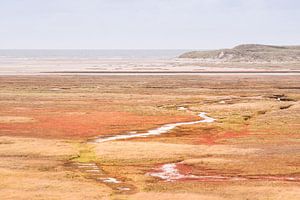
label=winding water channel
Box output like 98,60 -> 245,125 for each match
92,112 -> 216,143
73,107 -> 298,193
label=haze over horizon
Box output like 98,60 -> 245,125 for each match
1,0 -> 300,49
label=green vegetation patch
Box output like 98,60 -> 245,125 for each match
72,143 -> 97,163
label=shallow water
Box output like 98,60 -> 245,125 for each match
149,163 -> 187,181
92,112 -> 215,143
149,162 -> 300,182
98,177 -> 122,184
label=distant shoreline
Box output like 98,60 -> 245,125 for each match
36,70 -> 300,76
43,70 -> 300,74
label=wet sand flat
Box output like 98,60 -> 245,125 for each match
1,57 -> 300,75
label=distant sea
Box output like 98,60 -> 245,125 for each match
0,49 -> 190,59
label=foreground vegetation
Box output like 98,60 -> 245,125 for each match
0,75 -> 299,199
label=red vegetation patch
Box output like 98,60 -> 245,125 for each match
197,130 -> 250,145
176,163 -> 194,174
0,108 -> 195,139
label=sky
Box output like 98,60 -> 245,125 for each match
0,0 -> 300,49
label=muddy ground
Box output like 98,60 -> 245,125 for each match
0,75 -> 299,200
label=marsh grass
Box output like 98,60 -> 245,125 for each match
72,143 -> 97,163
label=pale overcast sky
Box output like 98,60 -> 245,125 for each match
0,0 -> 299,49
